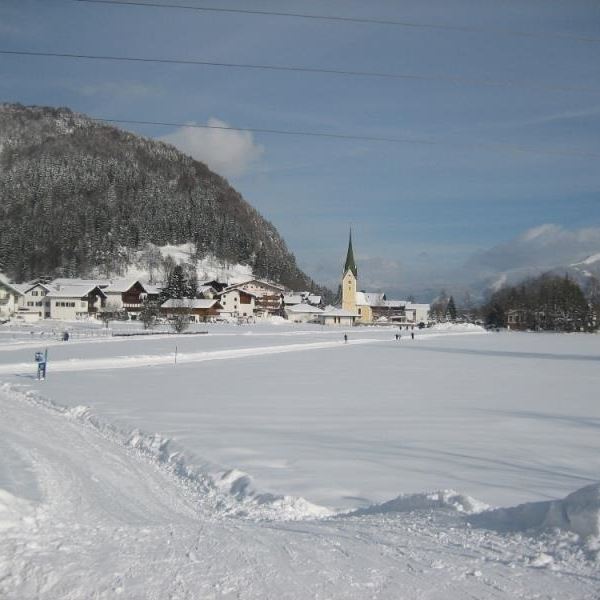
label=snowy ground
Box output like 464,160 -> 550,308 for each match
1,322 -> 599,598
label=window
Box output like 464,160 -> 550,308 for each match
32,290 -> 38,296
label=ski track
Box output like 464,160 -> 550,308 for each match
0,338 -> 382,375
1,386 -> 598,599
0,330 -> 487,375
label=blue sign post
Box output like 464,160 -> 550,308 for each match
35,349 -> 48,380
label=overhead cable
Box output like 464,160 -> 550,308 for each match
72,0 -> 600,45
1,49 -> 598,95
87,116 -> 600,160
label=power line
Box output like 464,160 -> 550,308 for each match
89,116 -> 600,160
2,49 -> 598,96
72,0 -> 600,45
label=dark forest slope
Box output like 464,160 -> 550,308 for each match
0,103 -> 327,294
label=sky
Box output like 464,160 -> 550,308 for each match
1,0 -> 599,298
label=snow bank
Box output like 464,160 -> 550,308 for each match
214,469 -> 331,519
1,384 -> 331,522
348,490 -> 489,517
471,483 -> 600,538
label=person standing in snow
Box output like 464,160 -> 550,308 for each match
411,331 -> 415,340
344,334 -> 348,344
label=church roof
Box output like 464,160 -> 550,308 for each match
355,291 -> 386,306
343,230 -> 358,277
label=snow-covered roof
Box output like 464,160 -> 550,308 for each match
198,285 -> 216,295
283,294 -> 303,305
321,307 -> 357,317
0,273 -> 24,296
161,299 -> 220,309
285,304 -> 323,314
51,278 -> 111,288
405,303 -> 430,310
355,292 -> 386,306
230,278 -> 286,292
307,295 -> 321,305
47,284 -> 106,299
22,282 -> 55,294
219,287 -> 259,298
382,300 -> 406,309
142,284 -> 160,295
104,279 -> 143,293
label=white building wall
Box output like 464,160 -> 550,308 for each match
0,286 -> 19,317
285,310 -> 321,323
319,315 -> 355,327
219,290 -> 255,317
18,285 -> 51,319
50,299 -> 89,320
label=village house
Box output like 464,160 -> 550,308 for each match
318,307 -> 357,327
227,279 -> 286,316
46,284 -> 107,320
16,282 -> 54,321
103,279 -> 159,317
161,298 -> 223,323
284,303 -> 323,323
506,308 -> 529,331
217,287 -> 257,319
0,275 -> 23,319
283,292 -> 322,308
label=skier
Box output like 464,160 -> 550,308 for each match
344,333 -> 348,344
411,331 -> 415,340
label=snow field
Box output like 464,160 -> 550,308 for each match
1,323 -> 599,598
0,383 -> 599,599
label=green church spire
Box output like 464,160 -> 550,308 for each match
343,229 -> 358,277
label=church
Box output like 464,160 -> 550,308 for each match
341,231 -> 430,326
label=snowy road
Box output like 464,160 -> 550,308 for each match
1,386 -> 598,600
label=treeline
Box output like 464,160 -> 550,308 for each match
483,274 -> 597,332
0,103 -> 331,300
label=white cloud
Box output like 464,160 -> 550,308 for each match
468,224 -> 600,273
160,118 -> 264,178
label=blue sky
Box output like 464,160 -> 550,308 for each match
1,0 -> 599,297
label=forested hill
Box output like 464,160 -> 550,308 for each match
0,103 -> 326,294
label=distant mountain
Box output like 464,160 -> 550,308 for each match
463,225 -> 600,300
0,103 -> 329,296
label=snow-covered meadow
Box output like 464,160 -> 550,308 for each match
1,322 -> 599,598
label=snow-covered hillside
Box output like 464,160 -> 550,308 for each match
1,325 -> 599,598
119,242 -> 255,285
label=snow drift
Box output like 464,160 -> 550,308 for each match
471,483 -> 600,538
348,490 -> 489,517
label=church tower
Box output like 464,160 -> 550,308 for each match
342,229 -> 358,313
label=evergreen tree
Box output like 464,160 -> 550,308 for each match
446,296 -> 457,321
161,265 -> 189,301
